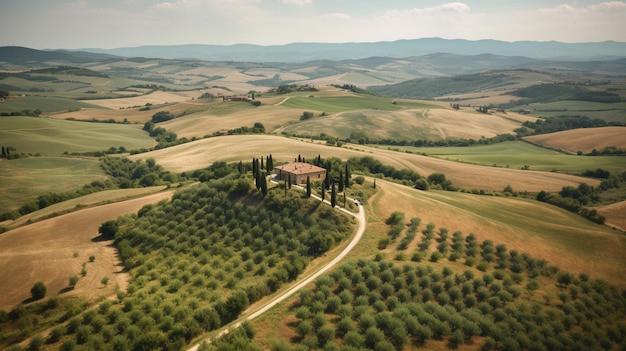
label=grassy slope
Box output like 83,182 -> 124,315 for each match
0,157 -> 107,212
371,178 -> 626,286
0,96 -> 106,113
3,186 -> 167,230
161,101 -> 303,138
0,116 -> 155,155
0,191 -> 176,310
524,126 -> 626,154
387,140 -> 626,175
129,135 -> 599,193
524,100 -> 626,124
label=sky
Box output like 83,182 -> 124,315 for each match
1,0 -> 626,49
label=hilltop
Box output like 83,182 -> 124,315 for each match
76,38 -> 626,62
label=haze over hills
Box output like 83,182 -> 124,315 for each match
76,38 -> 626,62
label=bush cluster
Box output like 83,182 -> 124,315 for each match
31,176 -> 354,350
283,226 -> 626,350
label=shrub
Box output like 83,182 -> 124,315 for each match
30,282 -> 47,300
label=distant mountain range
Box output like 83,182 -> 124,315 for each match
75,38 -> 626,62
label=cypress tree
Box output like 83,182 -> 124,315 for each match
1,146 -> 5,159
261,172 -> 268,196
321,184 -> 326,202
255,167 -> 262,190
316,154 -> 321,167
261,156 -> 264,170
252,157 -> 257,177
324,171 -> 330,190
331,182 -> 337,208
298,154 -> 302,162
268,154 -> 273,170
345,164 -> 351,188
339,170 -> 344,192
306,176 -> 311,197
284,178 -> 287,196
238,160 -> 244,174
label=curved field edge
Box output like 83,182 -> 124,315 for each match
386,141 -> 625,176
596,200 -> 626,233
0,116 -> 156,155
0,190 -> 176,310
129,134 -> 600,192
0,157 -> 108,212
523,126 -> 626,154
1,186 -> 168,230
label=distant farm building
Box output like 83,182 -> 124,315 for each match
222,95 -> 251,102
274,162 -> 326,185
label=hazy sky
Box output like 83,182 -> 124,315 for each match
1,0 -> 625,49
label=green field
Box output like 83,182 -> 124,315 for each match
5,186 -> 167,229
279,94 -> 410,112
0,156 -> 107,211
0,96 -> 106,113
522,100 -> 626,124
384,141 -> 626,175
0,116 -> 155,155
281,110 -> 442,141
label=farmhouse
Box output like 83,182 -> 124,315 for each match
274,162 -> 326,185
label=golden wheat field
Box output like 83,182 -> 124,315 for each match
129,134 -> 598,192
524,126 -> 626,154
0,190 -> 175,310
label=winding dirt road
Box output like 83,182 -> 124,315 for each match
188,196 -> 366,350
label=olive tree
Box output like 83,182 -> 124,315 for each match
30,281 -> 47,300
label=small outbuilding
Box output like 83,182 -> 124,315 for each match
274,162 -> 326,185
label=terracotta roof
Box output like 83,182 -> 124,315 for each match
275,162 -> 326,175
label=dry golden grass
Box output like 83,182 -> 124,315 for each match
424,109 -> 534,139
161,103 -> 304,138
596,200 -> 626,232
3,186 -> 167,230
82,90 -> 199,109
0,190 -> 175,310
129,135 -> 599,192
52,107 -> 155,124
371,179 -> 626,286
51,100 -> 218,124
524,126 -> 626,154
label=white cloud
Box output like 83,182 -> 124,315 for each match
378,2 -> 471,21
283,0 -> 312,5
539,1 -> 626,13
153,0 -> 203,9
589,1 -> 626,11
154,2 -> 175,9
320,13 -> 352,20
409,2 -> 471,14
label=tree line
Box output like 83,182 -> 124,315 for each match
0,156 -> 180,222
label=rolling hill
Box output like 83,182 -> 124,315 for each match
76,38 -> 626,62
524,126 -> 626,154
